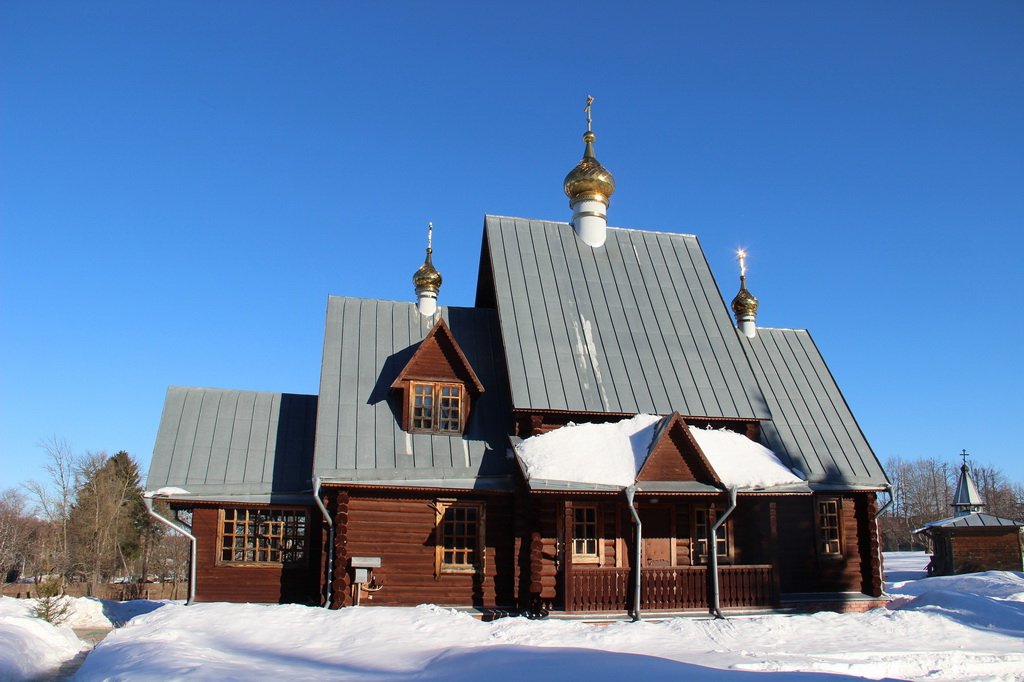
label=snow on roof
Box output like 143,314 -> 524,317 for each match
514,414 -> 662,487
144,487 -> 191,498
513,415 -> 804,490
687,426 -> 804,489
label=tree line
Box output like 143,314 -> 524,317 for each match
880,455 -> 1024,551
0,438 -> 188,596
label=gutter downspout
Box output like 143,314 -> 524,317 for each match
143,496 -> 197,606
313,477 -> 334,609
873,484 -> 894,597
709,486 -> 738,619
624,485 -> 642,621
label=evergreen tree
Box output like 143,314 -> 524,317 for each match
67,451 -> 151,590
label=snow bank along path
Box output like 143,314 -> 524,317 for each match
5,555 -> 1023,681
71,553 -> 1024,682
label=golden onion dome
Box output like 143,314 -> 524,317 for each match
731,276 -> 759,318
413,249 -> 442,292
563,131 -> 616,206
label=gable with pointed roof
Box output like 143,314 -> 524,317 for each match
637,412 -> 722,486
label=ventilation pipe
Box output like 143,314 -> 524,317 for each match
143,495 -> 197,606
313,477 -> 334,608
624,485 -> 642,621
708,486 -> 738,619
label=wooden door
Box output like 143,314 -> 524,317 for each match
641,506 -> 672,567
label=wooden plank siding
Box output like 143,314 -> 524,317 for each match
329,490 -> 516,608
192,505 -> 322,605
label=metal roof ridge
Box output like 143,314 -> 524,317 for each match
483,214 -> 698,239
325,294 -> 479,312
750,326 -> 811,333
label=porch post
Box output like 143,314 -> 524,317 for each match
769,500 -> 782,605
563,500 -> 574,612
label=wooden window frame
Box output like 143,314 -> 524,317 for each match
217,507 -> 308,567
434,500 -> 485,576
572,504 -> 601,565
816,496 -> 843,558
692,506 -> 731,565
409,381 -> 465,434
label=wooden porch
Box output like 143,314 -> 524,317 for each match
568,564 -> 775,612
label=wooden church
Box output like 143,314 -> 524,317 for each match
146,106 -> 892,617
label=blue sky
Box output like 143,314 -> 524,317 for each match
2,1 -> 1022,490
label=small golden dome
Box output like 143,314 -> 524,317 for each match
731,276 -> 759,318
413,249 -> 442,293
563,130 -> 616,206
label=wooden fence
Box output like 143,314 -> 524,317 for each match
1,581 -> 188,601
569,564 -> 774,612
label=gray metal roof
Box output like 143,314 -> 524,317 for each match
313,297 -> 514,487
481,216 -> 768,419
741,328 -> 888,487
952,464 -> 984,511
916,512 -> 1023,533
147,386 -> 317,504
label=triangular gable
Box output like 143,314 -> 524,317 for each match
390,318 -> 485,394
637,412 -> 723,486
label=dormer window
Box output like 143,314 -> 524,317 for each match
390,318 -> 485,436
411,381 -> 464,433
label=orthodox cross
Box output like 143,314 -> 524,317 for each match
427,222 -> 433,253
736,248 -> 748,277
585,95 -> 594,132
959,449 -> 970,467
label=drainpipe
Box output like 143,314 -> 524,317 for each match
708,486 -> 738,619
873,484 -> 894,597
624,485 -> 642,621
143,495 -> 197,606
313,477 -> 334,609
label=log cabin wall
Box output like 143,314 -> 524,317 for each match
335,490 -> 516,608
192,505 -> 322,605
774,493 -> 880,594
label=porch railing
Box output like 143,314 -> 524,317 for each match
568,564 -> 774,612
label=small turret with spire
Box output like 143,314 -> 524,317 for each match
951,449 -> 984,516
563,95 -> 616,248
731,249 -> 759,338
413,222 -> 442,316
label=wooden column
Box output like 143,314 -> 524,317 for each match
769,500 -> 782,605
563,500 -> 574,612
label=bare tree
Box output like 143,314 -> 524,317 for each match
24,437 -> 80,585
0,488 -> 32,581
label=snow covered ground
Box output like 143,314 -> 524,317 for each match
2,552 -> 1022,681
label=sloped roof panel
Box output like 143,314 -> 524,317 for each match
742,328 -> 888,487
313,297 -> 514,487
483,216 -> 768,419
147,386 -> 317,503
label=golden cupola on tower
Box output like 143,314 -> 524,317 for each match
563,130 -> 616,206
413,222 -> 442,316
564,95 -> 615,247
731,277 -> 759,317
731,249 -> 759,338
